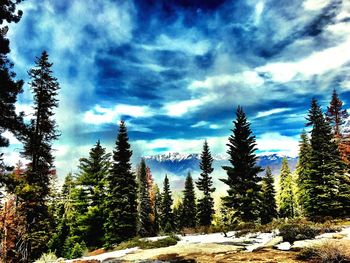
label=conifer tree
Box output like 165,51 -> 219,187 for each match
278,158 -> 295,218
160,175 -> 174,233
20,51 -> 60,261
0,0 -> 24,152
305,98 -> 348,218
75,141 -> 111,248
196,140 -> 215,226
260,166 -> 277,224
326,88 -> 349,137
137,158 -> 153,237
296,131 -> 311,214
221,106 -> 262,222
153,184 -> 161,235
104,121 -> 137,246
181,173 -> 197,228
173,200 -> 183,231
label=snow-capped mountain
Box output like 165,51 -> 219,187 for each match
144,152 -> 298,178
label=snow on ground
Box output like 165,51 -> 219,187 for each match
63,247 -> 138,262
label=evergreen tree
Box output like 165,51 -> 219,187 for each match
260,166 -> 277,224
221,106 -> 262,222
296,131 -> 311,214
173,200 -> 183,231
160,175 -> 174,233
196,140 -> 215,226
305,98 -> 349,218
181,173 -> 197,228
48,174 -> 74,258
137,158 -> 153,237
278,158 -> 295,218
104,121 -> 137,246
0,0 -> 24,151
20,51 -> 60,261
326,88 -> 349,137
75,140 -> 111,248
152,184 -> 161,235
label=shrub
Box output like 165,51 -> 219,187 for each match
70,242 -> 86,259
114,236 -> 179,251
297,242 -> 349,263
34,252 -> 58,263
317,241 -> 348,263
279,223 -> 318,243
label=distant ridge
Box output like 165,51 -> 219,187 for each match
144,152 -> 298,177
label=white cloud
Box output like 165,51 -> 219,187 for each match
191,121 -> 209,128
1,131 -> 21,145
256,132 -> 299,157
83,104 -> 154,124
255,108 -> 292,118
141,33 -> 211,56
257,36 -> 350,83
303,0 -> 329,11
189,71 -> 264,90
163,99 -> 204,117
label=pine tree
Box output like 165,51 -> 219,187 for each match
278,158 -> 295,218
173,200 -> 183,231
20,51 -> 60,261
104,121 -> 137,246
305,98 -> 348,218
296,131 -> 311,214
326,88 -> 349,137
137,158 -> 153,237
0,0 -> 24,151
160,175 -> 174,233
260,166 -> 277,224
75,140 -> 111,248
196,140 -> 215,226
0,0 -> 24,212
221,106 -> 262,222
181,173 -> 197,228
153,184 -> 161,235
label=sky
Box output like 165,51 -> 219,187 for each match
3,0 -> 350,181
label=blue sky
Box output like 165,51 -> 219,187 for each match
3,0 -> 350,179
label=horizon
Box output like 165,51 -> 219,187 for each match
2,0 -> 350,181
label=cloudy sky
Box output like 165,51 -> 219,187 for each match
3,0 -> 350,180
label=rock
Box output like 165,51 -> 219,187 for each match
276,242 -> 291,251
265,236 -> 283,247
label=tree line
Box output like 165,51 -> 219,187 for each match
1,1 -> 350,262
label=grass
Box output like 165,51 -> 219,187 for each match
113,235 -> 180,251
297,241 -> 349,263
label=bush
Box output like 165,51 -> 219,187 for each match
297,242 -> 349,263
34,252 -> 58,263
317,242 -> 348,263
114,236 -> 179,251
279,223 -> 318,243
70,242 -> 86,259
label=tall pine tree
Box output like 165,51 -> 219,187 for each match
20,51 -> 60,261
196,140 -> 215,226
104,121 -> 137,246
305,98 -> 348,218
296,130 -> 311,215
160,175 -> 174,233
181,173 -> 197,228
260,166 -> 277,224
278,158 -> 295,218
137,158 -> 152,237
75,140 -> 111,248
221,106 -> 262,222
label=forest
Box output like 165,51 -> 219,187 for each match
1,1 -> 350,262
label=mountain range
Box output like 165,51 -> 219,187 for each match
144,152 -> 298,180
